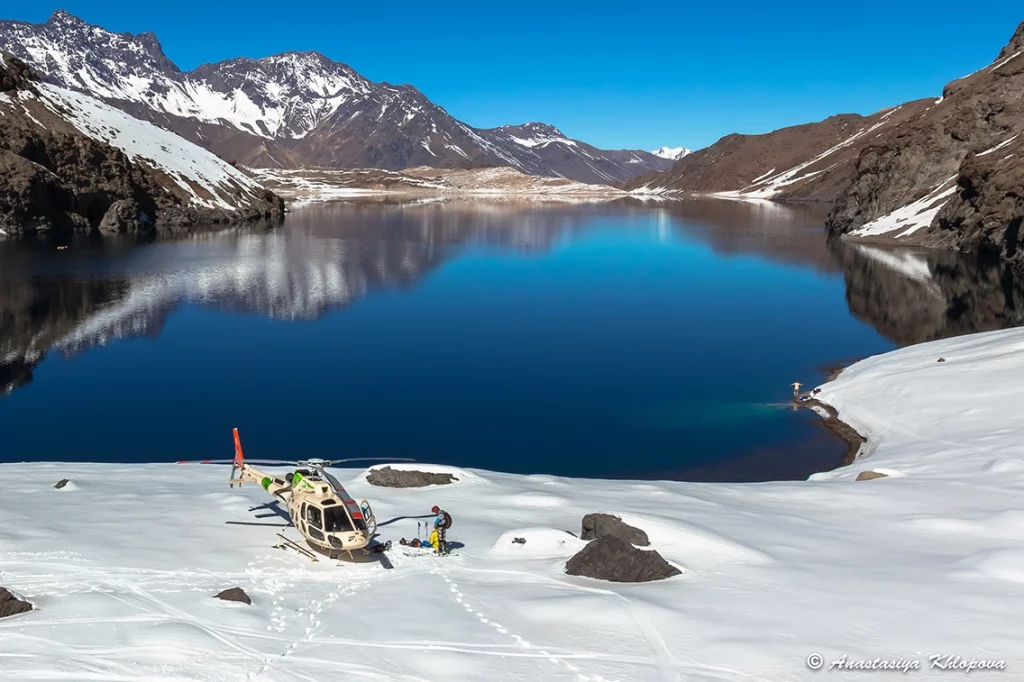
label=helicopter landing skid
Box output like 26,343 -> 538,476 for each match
273,531 -> 319,562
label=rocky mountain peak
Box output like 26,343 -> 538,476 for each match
996,21 -> 1024,62
511,122 -> 565,137
46,9 -> 84,27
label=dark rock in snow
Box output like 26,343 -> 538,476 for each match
565,535 -> 680,583
580,513 -> 649,546
214,587 -> 251,605
512,537 -> 526,545
54,479 -> 70,489
856,471 -> 889,481
366,466 -> 457,488
0,588 -> 33,618
937,358 -> 946,362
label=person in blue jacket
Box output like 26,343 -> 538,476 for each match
432,505 -> 452,553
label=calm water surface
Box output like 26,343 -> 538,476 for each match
2,199 -> 1021,480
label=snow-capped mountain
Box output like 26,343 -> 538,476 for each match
651,146 -> 692,161
0,11 -> 673,184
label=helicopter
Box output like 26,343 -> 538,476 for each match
184,429 -> 413,562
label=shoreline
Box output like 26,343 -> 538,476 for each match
797,364 -> 869,469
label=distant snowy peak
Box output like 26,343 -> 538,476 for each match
651,146 -> 692,161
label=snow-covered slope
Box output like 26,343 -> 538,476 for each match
650,146 -> 692,161
36,83 -> 272,211
4,328 -> 1024,680
0,56 -> 282,234
0,11 -> 673,184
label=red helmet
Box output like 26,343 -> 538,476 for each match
431,505 -> 440,514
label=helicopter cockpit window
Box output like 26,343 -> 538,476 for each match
306,505 -> 323,530
324,505 -> 354,533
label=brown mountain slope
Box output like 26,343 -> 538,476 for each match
828,21 -> 1024,271
622,102 -> 933,202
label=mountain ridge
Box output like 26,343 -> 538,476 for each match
622,19 -> 1024,275
0,11 -> 672,185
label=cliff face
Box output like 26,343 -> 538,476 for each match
0,56 -> 284,237
828,22 -> 1024,259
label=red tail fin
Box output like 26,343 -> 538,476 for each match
233,428 -> 245,467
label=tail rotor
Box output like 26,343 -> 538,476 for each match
230,427 -> 245,487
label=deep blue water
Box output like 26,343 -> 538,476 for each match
1,198 -> 987,480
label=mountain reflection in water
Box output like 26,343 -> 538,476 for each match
3,199 -> 1023,394
1,198 -> 1022,479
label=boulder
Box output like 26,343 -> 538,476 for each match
0,588 -> 33,618
856,471 -> 888,481
98,198 -> 149,233
580,513 -> 649,546
366,466 -> 457,488
214,587 -> 251,605
54,479 -> 70,489
565,535 -> 680,583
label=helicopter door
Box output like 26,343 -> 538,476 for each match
359,499 -> 377,534
305,504 -> 325,541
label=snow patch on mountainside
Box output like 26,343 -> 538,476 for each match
849,176 -> 959,239
650,146 -> 692,160
35,82 -> 267,210
713,108 -> 903,201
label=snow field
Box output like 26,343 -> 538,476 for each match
5,328 -> 1024,678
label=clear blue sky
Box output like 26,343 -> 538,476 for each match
7,2 -> 1023,150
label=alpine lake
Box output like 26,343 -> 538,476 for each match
2,197 -> 1020,481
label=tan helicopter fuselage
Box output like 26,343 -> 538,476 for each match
232,464 -> 378,558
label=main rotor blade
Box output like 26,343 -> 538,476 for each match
175,459 -> 296,465
326,457 -> 417,466
176,459 -> 235,464
242,460 -> 297,466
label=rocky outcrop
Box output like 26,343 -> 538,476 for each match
0,55 -> 284,236
214,587 -> 251,605
580,513 -> 649,546
828,22 -> 1024,261
931,135 -> 1024,269
565,535 -> 680,583
0,588 -> 32,618
856,471 -> 888,481
366,467 -> 457,488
